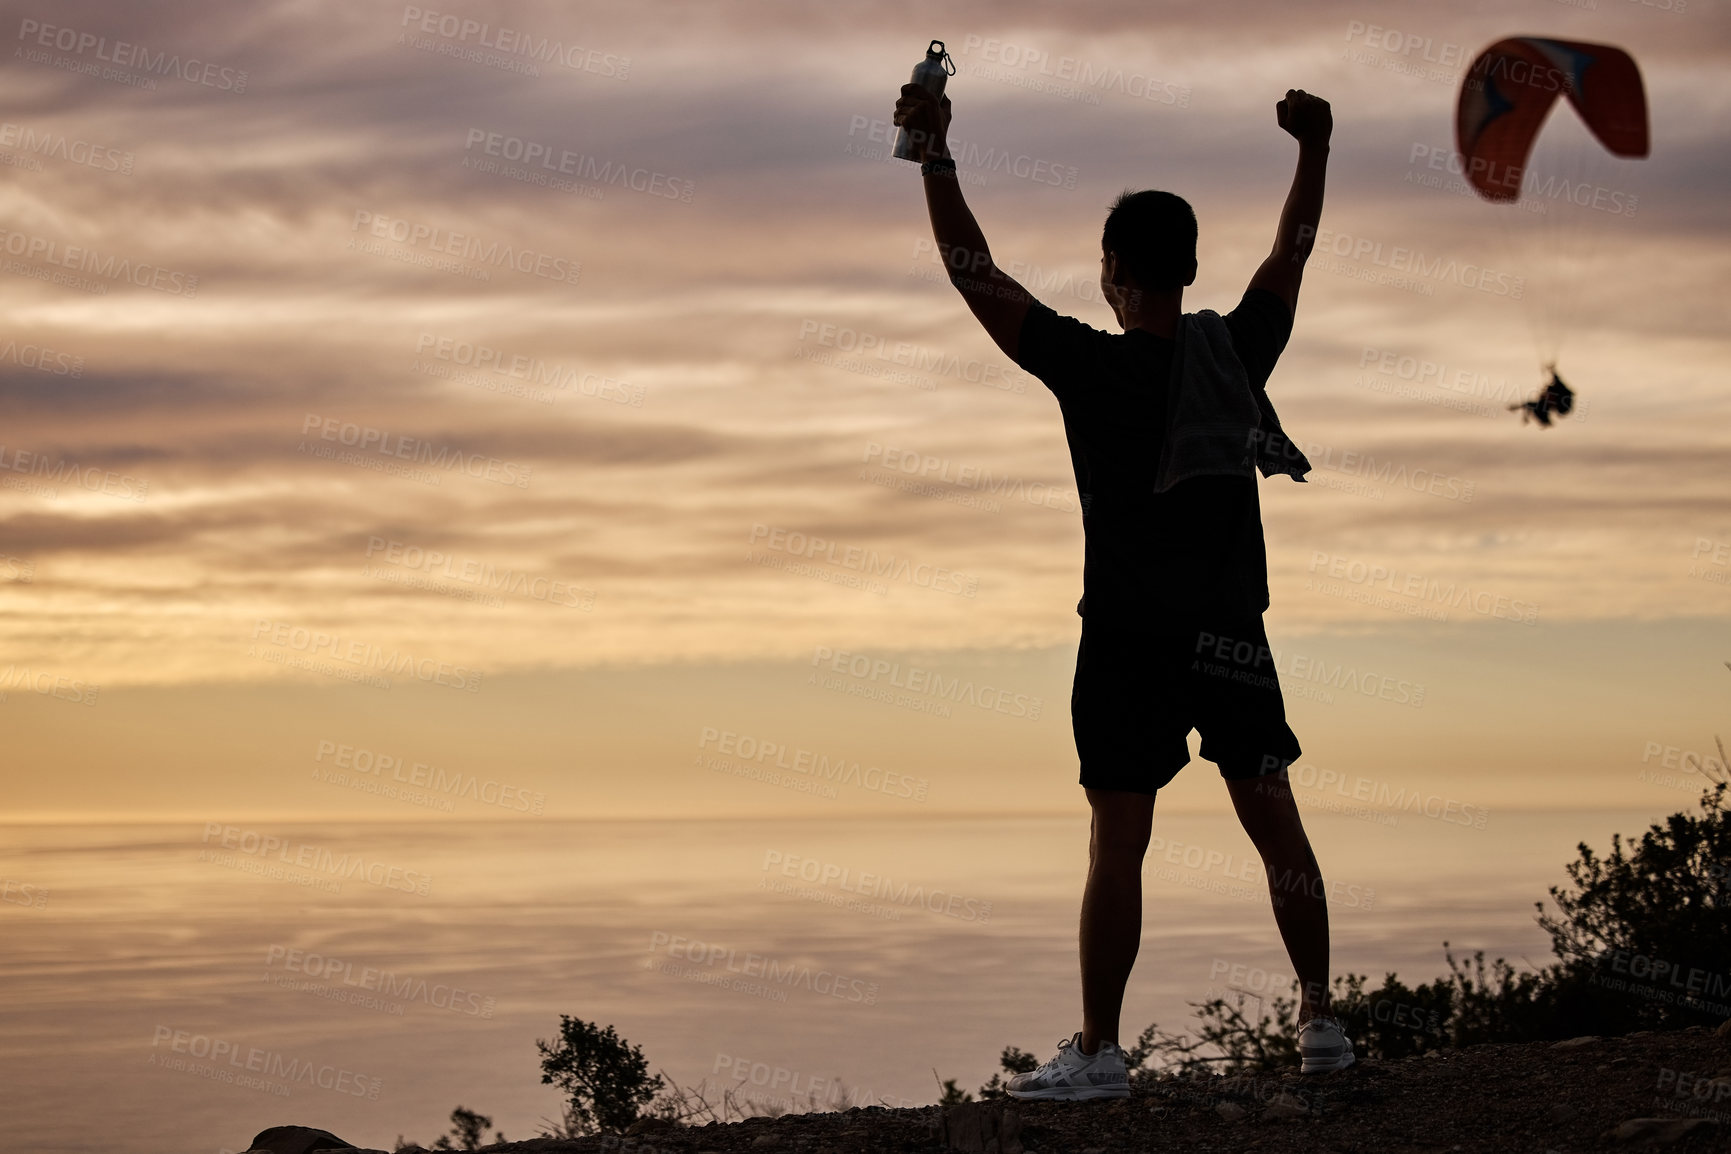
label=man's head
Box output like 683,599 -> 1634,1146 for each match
1100,189 -> 1198,299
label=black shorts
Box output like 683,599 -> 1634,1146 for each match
1071,616 -> 1301,794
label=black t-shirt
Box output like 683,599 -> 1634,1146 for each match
1012,288 -> 1294,626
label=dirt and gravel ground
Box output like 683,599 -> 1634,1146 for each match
259,1025 -> 1731,1154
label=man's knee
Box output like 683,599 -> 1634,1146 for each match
1229,777 -> 1307,849
1088,793 -> 1155,862
1090,828 -> 1150,867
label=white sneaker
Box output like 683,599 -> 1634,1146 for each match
1005,1032 -> 1130,1100
1298,1016 -> 1356,1074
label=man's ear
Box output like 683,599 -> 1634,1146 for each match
1104,250 -> 1138,290
1182,258 -> 1198,287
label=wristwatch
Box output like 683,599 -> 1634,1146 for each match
921,156 -> 957,176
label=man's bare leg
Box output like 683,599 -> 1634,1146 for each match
1079,787 -> 1156,1054
1225,771 -> 1332,1020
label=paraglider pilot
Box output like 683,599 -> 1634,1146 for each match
1510,367 -> 1574,427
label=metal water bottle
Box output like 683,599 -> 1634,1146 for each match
893,40 -> 956,162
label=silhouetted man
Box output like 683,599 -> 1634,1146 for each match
893,82 -> 1351,1096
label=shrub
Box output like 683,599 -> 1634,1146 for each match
536,1016 -> 664,1136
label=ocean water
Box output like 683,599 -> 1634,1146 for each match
0,810 -> 1661,1153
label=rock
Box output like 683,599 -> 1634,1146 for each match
1716,1017 -> 1731,1039
750,1135 -> 779,1148
245,1126 -> 356,1154
1261,1092 -> 1309,1121
628,1116 -> 676,1135
1215,1101 -> 1248,1122
1609,1117 -> 1715,1145
1621,1117 -> 1716,1144
1546,1103 -> 1581,1124
938,1098 -> 1024,1153
1552,1036 -> 1600,1050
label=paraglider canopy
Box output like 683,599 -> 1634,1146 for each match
1456,37 -> 1649,203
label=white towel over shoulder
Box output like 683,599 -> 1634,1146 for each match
1152,309 -> 1311,495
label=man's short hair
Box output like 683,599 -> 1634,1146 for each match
1102,189 -> 1197,291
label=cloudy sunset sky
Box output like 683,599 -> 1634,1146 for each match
3,0 -> 1728,821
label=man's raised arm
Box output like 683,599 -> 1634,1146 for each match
1248,89 -> 1332,316
893,84 -> 1034,362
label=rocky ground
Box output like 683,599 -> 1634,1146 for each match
248,1026 -> 1730,1154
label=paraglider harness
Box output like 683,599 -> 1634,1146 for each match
1510,367 -> 1575,427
